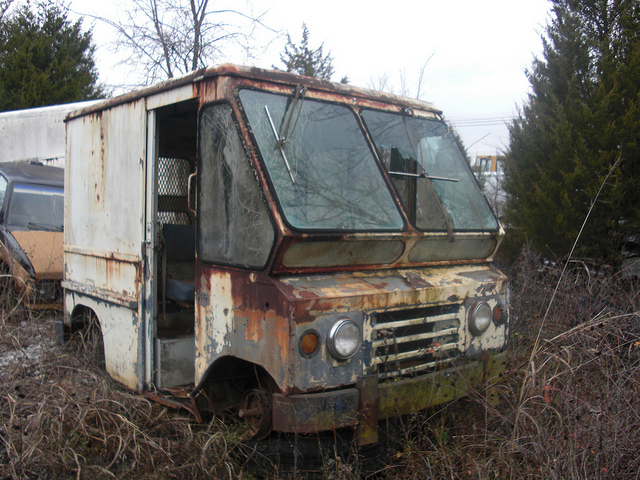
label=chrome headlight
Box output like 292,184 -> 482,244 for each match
468,301 -> 492,336
327,318 -> 361,360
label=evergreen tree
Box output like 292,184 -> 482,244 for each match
504,0 -> 640,263
276,23 -> 334,80
0,1 -> 105,112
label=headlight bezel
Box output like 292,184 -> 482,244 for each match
468,301 -> 492,336
326,317 -> 361,361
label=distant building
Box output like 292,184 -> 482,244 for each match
475,155 -> 503,174
473,155 -> 506,221
0,101 -> 98,167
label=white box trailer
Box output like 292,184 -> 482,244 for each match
63,65 -> 509,443
0,101 -> 98,166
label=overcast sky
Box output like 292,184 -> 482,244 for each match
68,0 -> 553,158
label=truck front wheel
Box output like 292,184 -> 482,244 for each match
239,388 -> 272,440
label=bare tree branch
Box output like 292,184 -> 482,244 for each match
149,0 -> 173,77
414,53 -> 434,100
83,0 -> 274,86
371,54 -> 434,100
0,0 -> 14,22
368,72 -> 392,93
189,0 -> 208,71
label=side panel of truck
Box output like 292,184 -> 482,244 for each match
64,99 -> 148,389
64,85 -> 201,391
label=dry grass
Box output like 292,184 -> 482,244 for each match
0,304 -> 248,479
379,251 -> 640,479
1,253 -> 639,479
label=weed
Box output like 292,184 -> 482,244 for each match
1,251 -> 638,478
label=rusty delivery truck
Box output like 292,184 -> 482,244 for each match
62,64 -> 508,443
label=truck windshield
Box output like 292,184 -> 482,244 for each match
239,89 -> 404,231
362,110 -> 498,232
7,184 -> 64,231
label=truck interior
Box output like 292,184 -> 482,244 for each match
153,100 -> 198,345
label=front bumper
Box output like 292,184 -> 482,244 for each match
272,351 -> 507,444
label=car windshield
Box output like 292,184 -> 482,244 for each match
6,183 -> 64,231
239,89 -> 404,231
361,110 -> 498,232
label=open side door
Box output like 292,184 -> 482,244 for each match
143,100 -> 199,389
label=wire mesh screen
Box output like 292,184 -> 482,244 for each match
158,157 -> 193,225
156,111 -> 197,225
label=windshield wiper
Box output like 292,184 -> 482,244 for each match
388,171 -> 459,182
27,222 -> 63,232
264,105 -> 296,184
279,85 -> 306,145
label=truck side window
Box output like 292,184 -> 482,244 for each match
198,104 -> 275,268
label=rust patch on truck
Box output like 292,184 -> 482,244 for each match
228,270 -> 292,372
244,310 -> 264,342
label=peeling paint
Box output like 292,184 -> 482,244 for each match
64,65 -> 509,443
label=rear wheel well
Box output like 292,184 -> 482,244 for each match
67,305 -> 104,368
70,305 -> 99,328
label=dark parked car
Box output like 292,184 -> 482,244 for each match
0,161 -> 64,307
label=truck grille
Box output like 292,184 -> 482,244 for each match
371,305 -> 462,379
